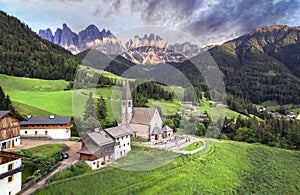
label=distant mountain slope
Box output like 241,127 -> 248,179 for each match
77,49 -> 136,76
208,25 -> 300,104
0,11 -> 79,80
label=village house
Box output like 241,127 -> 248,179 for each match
77,125 -> 131,170
0,110 -> 27,151
121,80 -> 173,142
0,151 -> 24,195
20,115 -> 73,139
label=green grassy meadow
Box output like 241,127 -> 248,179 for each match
35,140 -> 300,194
1,74 -> 248,120
181,141 -> 204,151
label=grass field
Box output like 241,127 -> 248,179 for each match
35,140 -> 300,194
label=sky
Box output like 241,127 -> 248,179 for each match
0,0 -> 300,45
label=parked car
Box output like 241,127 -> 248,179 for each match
60,152 -> 69,161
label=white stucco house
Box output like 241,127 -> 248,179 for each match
77,125 -> 132,170
0,151 -> 24,195
20,115 -> 73,139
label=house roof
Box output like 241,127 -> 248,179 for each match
0,151 -> 26,165
20,116 -> 72,125
104,125 -> 132,138
0,110 -> 27,121
152,126 -> 163,135
122,80 -> 132,100
77,145 -> 100,156
130,107 -> 157,125
87,131 -> 115,146
162,125 -> 173,132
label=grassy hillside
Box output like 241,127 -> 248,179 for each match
35,140 -> 300,194
1,74 -> 247,120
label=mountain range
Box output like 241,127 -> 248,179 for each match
39,24 -> 204,64
2,10 -> 300,105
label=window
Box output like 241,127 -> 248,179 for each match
25,131 -> 27,134
35,131 -> 37,135
8,163 -> 13,170
15,138 -> 17,142
9,192 -> 11,195
128,101 -> 131,107
123,144 -> 125,147
8,175 -> 13,183
126,135 -> 128,139
45,131 -> 48,135
128,143 -> 130,145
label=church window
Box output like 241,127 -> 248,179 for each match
128,101 -> 131,107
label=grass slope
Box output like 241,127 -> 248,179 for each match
35,140 -> 300,194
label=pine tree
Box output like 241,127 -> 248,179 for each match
96,96 -> 107,120
83,92 -> 97,120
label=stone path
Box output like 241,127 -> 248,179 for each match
132,135 -> 206,155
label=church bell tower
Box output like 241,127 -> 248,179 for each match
121,80 -> 132,126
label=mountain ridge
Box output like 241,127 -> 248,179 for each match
39,24 -> 204,63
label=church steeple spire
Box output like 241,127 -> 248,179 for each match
121,80 -> 132,126
122,80 -> 132,100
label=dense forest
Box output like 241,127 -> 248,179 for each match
131,80 -> 174,107
0,11 -> 79,80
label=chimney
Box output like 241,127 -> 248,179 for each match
49,115 -> 55,119
27,114 -> 32,119
94,128 -> 100,132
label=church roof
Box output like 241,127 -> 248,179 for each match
122,80 -> 132,100
130,107 -> 157,125
104,125 -> 132,138
162,125 -> 173,132
152,126 -> 163,134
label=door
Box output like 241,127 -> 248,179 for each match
96,161 -> 99,168
12,140 -> 14,147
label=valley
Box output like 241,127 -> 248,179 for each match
0,6 -> 299,195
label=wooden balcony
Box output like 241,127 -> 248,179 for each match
0,165 -> 24,179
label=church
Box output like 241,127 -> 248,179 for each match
121,80 -> 173,142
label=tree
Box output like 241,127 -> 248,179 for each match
83,92 -> 96,120
196,123 -> 206,136
96,96 -> 107,120
206,126 -> 220,138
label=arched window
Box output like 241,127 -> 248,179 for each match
128,101 -> 131,107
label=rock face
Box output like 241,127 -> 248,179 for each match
38,28 -> 53,42
39,25 -> 205,63
124,33 -> 203,64
39,24 -> 124,55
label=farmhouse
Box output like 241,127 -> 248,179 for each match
0,151 -> 24,195
121,80 -> 173,142
0,110 -> 27,151
78,125 -> 131,170
20,115 -> 73,139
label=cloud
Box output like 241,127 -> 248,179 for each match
1,0 -> 299,45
